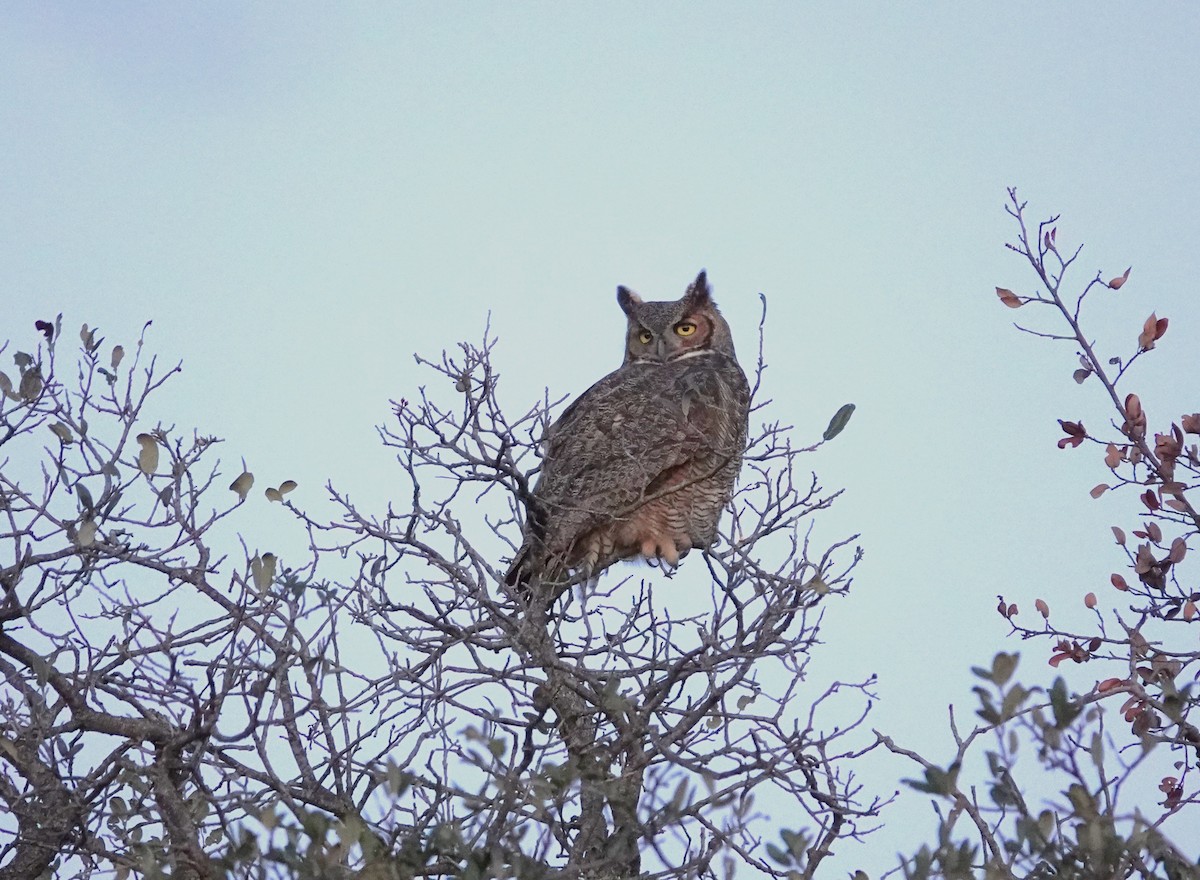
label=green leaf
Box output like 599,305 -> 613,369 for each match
229,471 -> 254,500
991,652 -> 1018,686
1049,677 -> 1080,729
76,519 -> 98,547
822,403 -> 856,441
765,843 -> 790,866
18,368 -> 43,401
251,553 -> 277,592
136,434 -> 159,475
780,829 -> 807,857
999,684 -> 1029,721
904,762 -> 961,797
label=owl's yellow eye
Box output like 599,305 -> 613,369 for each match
674,322 -> 697,337
638,330 -> 653,344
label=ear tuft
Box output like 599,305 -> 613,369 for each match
684,270 -> 711,306
617,285 -> 643,315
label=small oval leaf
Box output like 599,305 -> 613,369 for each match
76,519 -> 98,548
19,369 -> 43,401
278,480 -> 298,496
995,287 -> 1024,308
250,553 -> 278,592
822,403 -> 856,441
229,471 -> 254,501
136,434 -> 160,474
265,488 -> 283,503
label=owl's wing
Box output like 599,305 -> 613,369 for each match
533,356 -> 747,557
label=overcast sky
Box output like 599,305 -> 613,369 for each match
4,4 -> 1198,874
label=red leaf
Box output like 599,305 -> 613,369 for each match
1138,312 -> 1160,350
1089,484 -> 1109,499
1104,444 -> 1124,469
1141,490 -> 1160,512
1111,573 -> 1129,591
1057,420 -> 1086,449
995,287 -> 1024,309
1108,266 -> 1132,289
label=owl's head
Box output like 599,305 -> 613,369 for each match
616,270 -> 737,366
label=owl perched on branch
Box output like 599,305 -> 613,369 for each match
506,270 -> 750,596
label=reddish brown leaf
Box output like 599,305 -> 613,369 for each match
1185,600 -> 1197,622
1138,312 -> 1160,350
1135,543 -> 1156,573
1111,526 -> 1126,545
1096,677 -> 1125,693
1035,598 -> 1050,619
1104,444 -> 1123,469
1057,420 -> 1087,449
1147,521 -> 1163,543
1141,490 -> 1160,512
1118,393 -> 1147,439
995,286 -> 1024,309
1182,413 -> 1200,435
1108,266 -> 1132,289
1089,484 -> 1109,499
1168,537 -> 1187,564
1111,573 -> 1129,591
1084,592 -> 1098,609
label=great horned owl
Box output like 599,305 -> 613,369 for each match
505,270 -> 750,595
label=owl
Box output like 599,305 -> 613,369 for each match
505,270 -> 750,596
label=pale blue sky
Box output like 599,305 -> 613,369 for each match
4,4 -> 1199,873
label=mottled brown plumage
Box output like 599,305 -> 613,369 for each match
506,271 -> 750,594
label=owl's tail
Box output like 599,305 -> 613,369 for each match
503,546 -> 532,589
